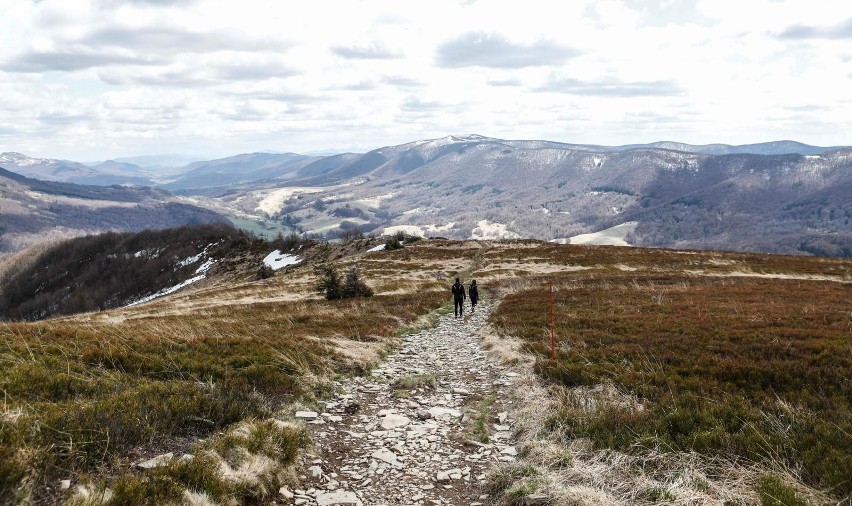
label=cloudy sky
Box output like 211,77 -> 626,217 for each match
1,0 -> 850,160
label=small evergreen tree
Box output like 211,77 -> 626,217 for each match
256,264 -> 275,279
342,265 -> 374,298
315,265 -> 342,300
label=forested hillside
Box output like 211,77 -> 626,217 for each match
0,224 -> 260,320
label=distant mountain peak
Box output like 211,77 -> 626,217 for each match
0,152 -> 56,167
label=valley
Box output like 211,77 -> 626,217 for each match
3,134 -> 851,257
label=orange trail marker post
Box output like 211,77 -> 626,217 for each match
549,279 -> 555,363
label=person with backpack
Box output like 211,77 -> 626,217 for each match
469,279 -> 479,311
451,277 -> 466,318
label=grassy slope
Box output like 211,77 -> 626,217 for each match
1,238 -> 850,504
484,243 -> 851,504
0,240 -> 460,505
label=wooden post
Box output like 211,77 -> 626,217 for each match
550,279 -> 555,363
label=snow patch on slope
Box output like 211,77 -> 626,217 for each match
383,222 -> 456,237
256,187 -> 324,215
263,250 -> 301,270
470,220 -> 520,240
127,274 -> 207,307
554,221 -> 638,246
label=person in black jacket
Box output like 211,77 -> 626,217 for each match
451,277 -> 465,318
469,279 -> 479,311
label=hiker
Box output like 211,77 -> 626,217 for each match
469,279 -> 479,311
451,277 -> 466,318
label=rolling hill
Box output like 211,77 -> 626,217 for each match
0,167 -> 229,253
5,135 -> 851,257
174,135 -> 851,257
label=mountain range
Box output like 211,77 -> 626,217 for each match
0,167 -> 228,253
1,135 -> 850,257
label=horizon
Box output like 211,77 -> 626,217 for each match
1,1 -> 851,160
2,134 -> 849,164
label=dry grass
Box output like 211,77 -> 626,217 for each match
484,243 -> 850,504
479,317 -> 835,506
0,240 -> 461,504
3,237 -> 849,504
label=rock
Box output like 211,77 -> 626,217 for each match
498,412 -> 508,424
452,387 -> 471,395
371,449 -> 401,467
380,414 -> 411,430
415,409 -> 432,420
60,479 -> 71,490
428,407 -> 462,419
436,471 -> 451,482
500,446 -> 518,456
135,452 -> 173,469
279,487 -> 295,499
295,411 -> 319,421
309,465 -> 323,478
315,491 -> 362,505
525,493 -> 550,505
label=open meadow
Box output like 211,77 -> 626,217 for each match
483,243 -> 851,504
1,236 -> 850,505
0,239 -> 458,505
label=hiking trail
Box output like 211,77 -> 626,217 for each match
285,301 -> 521,505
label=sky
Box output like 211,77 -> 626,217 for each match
0,0 -> 851,160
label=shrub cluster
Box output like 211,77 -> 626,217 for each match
315,265 -> 374,300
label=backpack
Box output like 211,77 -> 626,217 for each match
452,282 -> 464,298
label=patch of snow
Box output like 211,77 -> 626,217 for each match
426,222 -> 455,233
382,222 -> 456,238
178,252 -> 203,267
256,187 -> 324,215
383,225 -> 426,237
356,193 -> 395,208
367,244 -> 387,253
263,250 -> 301,270
804,155 -> 820,160
133,248 -> 161,259
195,259 -> 214,274
568,222 -> 638,246
127,274 -> 207,307
470,220 -> 520,240
541,208 -> 550,215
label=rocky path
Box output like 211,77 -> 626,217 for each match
285,302 -> 520,505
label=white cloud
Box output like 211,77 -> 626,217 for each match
0,0 -> 850,160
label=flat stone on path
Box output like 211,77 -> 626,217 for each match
316,491 -> 362,505
380,413 -> 411,430
295,411 -> 318,421
371,448 -> 401,467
